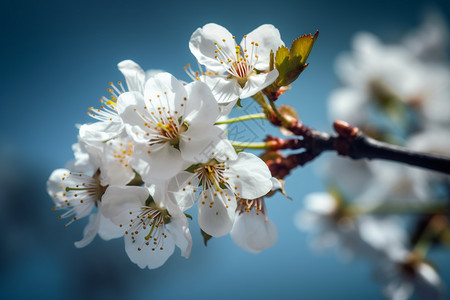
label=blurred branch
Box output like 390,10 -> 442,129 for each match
264,119 -> 450,177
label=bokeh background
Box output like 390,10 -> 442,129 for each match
1,0 -> 450,299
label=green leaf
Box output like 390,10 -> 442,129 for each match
263,30 -> 319,101
184,163 -> 203,173
127,171 -> 144,186
291,31 -> 319,66
145,194 -> 155,206
201,229 -> 213,246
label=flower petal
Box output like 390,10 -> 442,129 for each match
240,69 -> 279,99
180,126 -> 230,163
166,216 -> 192,258
97,212 -> 124,241
79,121 -> 123,143
189,23 -> 235,73
124,228 -> 175,269
198,188 -> 237,237
231,211 -> 278,253
168,171 -> 199,211
183,80 -> 219,126
117,60 -> 146,92
143,72 -> 187,115
74,213 -> 101,248
101,185 -> 149,226
132,143 -> 189,182
201,75 -> 240,108
225,152 -> 272,199
117,91 -> 150,144
243,24 -> 284,70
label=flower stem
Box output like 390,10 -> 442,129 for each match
346,203 -> 449,215
214,113 -> 267,125
267,98 -> 292,128
412,215 -> 447,260
251,92 -> 271,114
230,141 -> 271,149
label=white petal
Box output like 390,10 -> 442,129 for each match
74,213 -> 101,248
68,142 -> 96,173
79,121 -> 123,143
143,72 -> 187,114
270,177 -> 282,191
189,23 -> 235,73
166,216 -> 192,258
46,168 -> 96,219
116,92 -> 150,144
202,75 -> 240,107
243,24 -> 284,70
240,69 -> 278,99
303,192 -> 337,214
180,126 -> 229,163
327,88 -> 368,126
101,186 -> 149,226
97,212 -> 124,241
225,152 -> 272,199
183,80 -> 219,126
168,171 -> 199,211
99,154 -> 135,186
117,60 -> 145,92
198,188 -> 236,237
124,229 -> 175,269
211,138 -> 238,162
47,168 -> 70,200
231,211 -> 278,253
417,263 -> 443,290
132,144 -> 189,182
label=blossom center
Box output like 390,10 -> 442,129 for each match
122,205 -> 171,252
52,170 -> 105,226
110,141 -> 133,168
195,161 -> 227,192
214,35 -> 259,86
237,198 -> 266,216
143,95 -> 188,149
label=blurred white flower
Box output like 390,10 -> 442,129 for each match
295,192 -> 367,259
329,22 -> 450,129
375,252 -> 445,300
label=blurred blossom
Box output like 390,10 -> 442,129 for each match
294,192 -> 365,259
375,253 -> 445,300
329,13 -> 450,131
298,12 -> 450,300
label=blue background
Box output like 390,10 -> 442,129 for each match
1,0 -> 450,299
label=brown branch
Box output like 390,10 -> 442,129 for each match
301,120 -> 450,174
263,120 -> 450,177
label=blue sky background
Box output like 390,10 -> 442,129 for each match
1,0 -> 450,299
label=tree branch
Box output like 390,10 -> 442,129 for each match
304,120 -> 450,175
263,120 -> 450,177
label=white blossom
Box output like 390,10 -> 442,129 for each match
189,23 -> 283,113
118,72 -> 234,182
101,185 -> 192,269
169,152 -> 273,237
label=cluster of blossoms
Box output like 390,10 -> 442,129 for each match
296,14 -> 450,300
46,18 -> 449,300
47,24 -> 288,269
